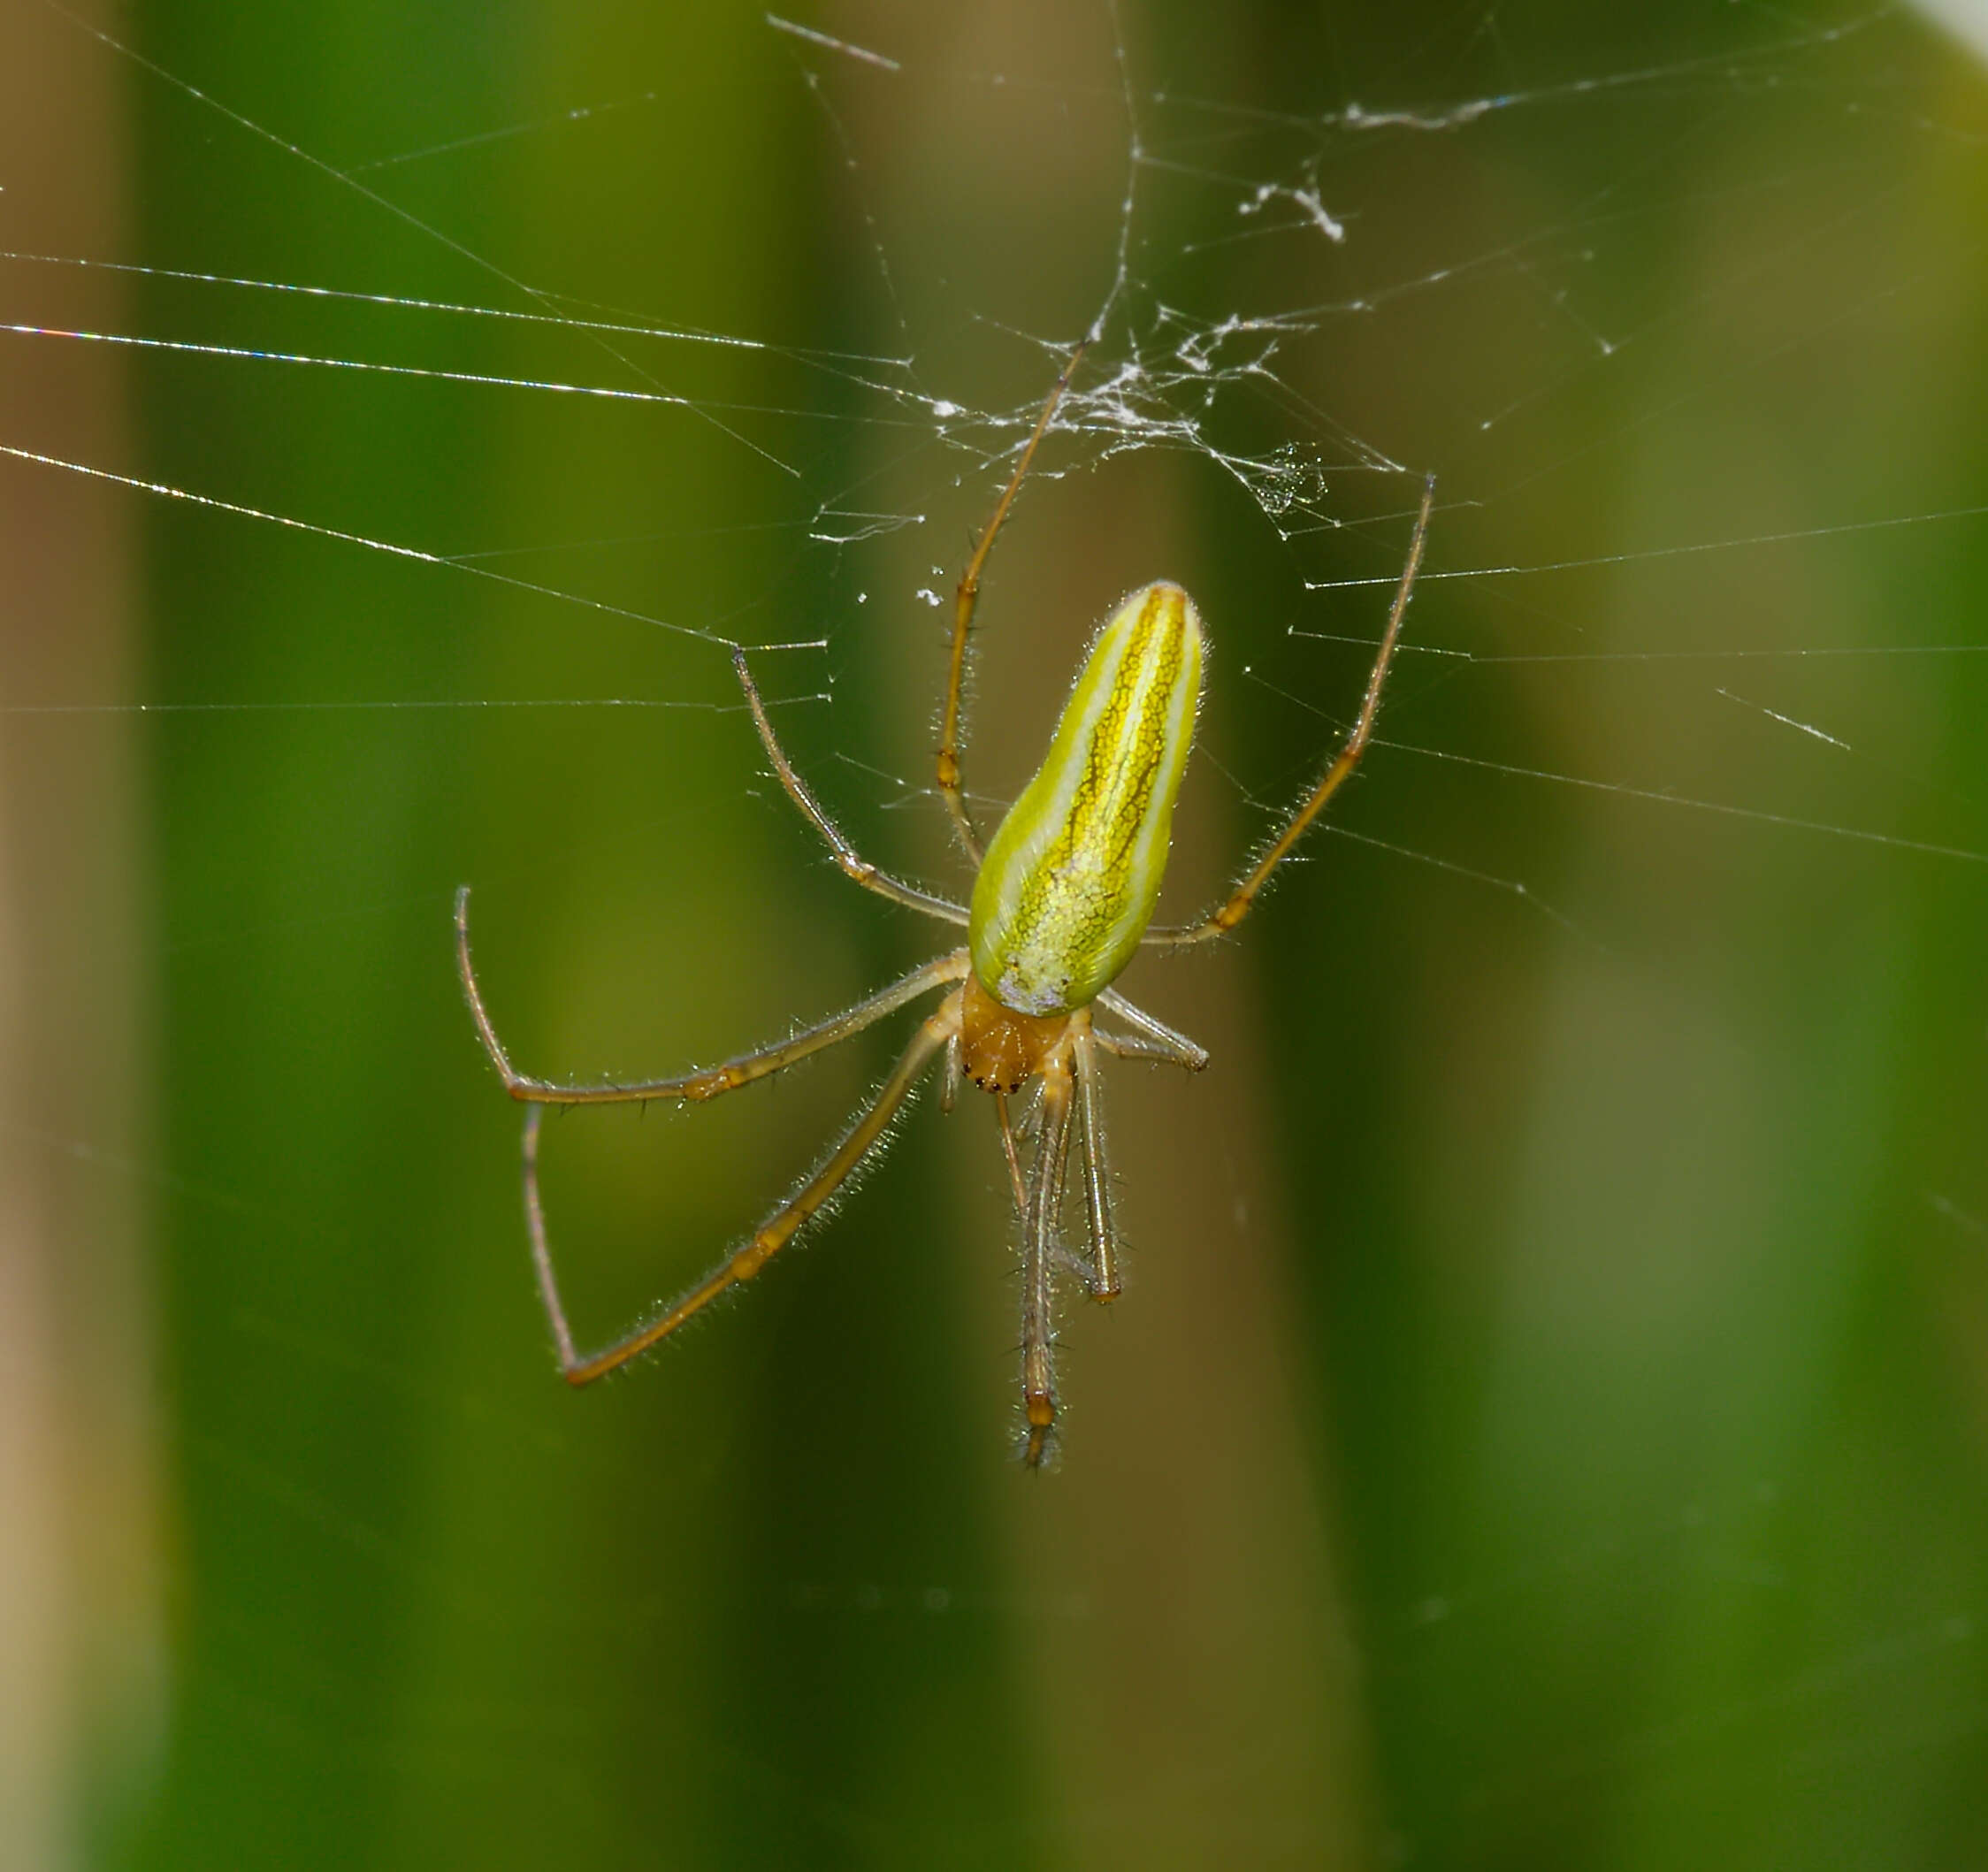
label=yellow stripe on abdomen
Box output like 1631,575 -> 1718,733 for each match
968,583 -> 1204,1015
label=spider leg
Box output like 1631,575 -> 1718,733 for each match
457,885 -> 967,1104
1019,1050 -> 1078,1466
732,647 -> 967,925
940,1031 -> 963,1114
1050,1241 -> 1105,1287
1092,1029 -> 1205,1070
992,1088 -> 1028,1216
1070,1028 -> 1121,1301
1143,474 -> 1434,947
937,337 -> 1090,864
525,1003 -> 958,1385
1094,988 -> 1209,1072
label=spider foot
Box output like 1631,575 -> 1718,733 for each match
1051,1240 -> 1120,1302
1021,1393 -> 1058,1470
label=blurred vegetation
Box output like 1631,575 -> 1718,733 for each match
6,0 -> 1985,1867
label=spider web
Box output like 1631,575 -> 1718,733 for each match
4,1 -> 1988,1867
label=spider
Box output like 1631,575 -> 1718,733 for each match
455,343 -> 1434,1466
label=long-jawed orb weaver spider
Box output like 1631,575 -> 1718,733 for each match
455,341 -> 1434,1466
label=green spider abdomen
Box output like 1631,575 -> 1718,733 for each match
968,581 -> 1204,1015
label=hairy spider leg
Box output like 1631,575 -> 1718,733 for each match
462,883 -> 969,1383
1020,1037 -> 1080,1466
937,337 -> 1091,863
1070,1027 -> 1120,1300
992,1088 -> 1029,1218
1095,986 -> 1210,1070
458,886 -> 967,1106
524,1005 -> 958,1384
732,646 -> 967,927
1144,473 -> 1435,946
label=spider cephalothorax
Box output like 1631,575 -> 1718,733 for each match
956,974 -> 1065,1096
457,340 -> 1433,1465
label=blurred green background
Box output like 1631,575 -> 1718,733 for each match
4,0 -> 1987,1867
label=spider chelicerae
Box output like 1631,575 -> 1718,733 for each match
455,342 -> 1434,1466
